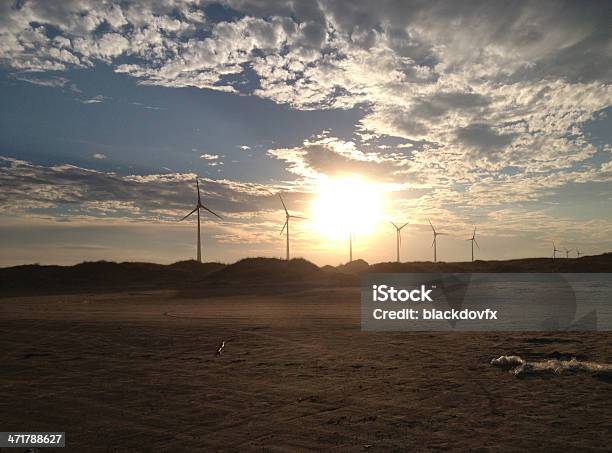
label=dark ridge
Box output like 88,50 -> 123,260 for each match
1,253 -> 611,296
166,260 -> 226,273
0,260 -> 225,296
208,257 -> 319,281
321,264 -> 339,273
184,257 -> 357,295
364,253 -> 612,274
336,259 -> 370,274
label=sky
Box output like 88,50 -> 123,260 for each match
0,0 -> 611,266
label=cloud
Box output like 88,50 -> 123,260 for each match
92,153 -> 107,159
267,130 -> 612,211
200,154 -> 220,160
14,75 -> 69,88
455,123 -> 517,150
80,94 -> 106,104
130,101 -> 161,110
0,156 -> 297,221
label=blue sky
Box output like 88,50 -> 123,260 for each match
0,65 -> 362,180
0,0 -> 611,265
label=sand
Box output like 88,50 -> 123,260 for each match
1,288 -> 611,452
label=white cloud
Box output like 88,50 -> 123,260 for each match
92,153 -> 107,159
14,75 -> 69,88
80,94 -> 106,104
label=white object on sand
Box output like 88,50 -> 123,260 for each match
215,340 -> 225,356
491,355 -> 612,377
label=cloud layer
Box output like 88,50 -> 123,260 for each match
2,1 -> 609,153
0,1 -> 611,262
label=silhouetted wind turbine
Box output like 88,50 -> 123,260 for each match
180,178 -> 223,263
552,241 -> 561,259
279,194 -> 305,261
390,222 -> 409,262
466,227 -> 479,262
564,247 -> 573,259
428,219 -> 447,263
576,249 -> 582,257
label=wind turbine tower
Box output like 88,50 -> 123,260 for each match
466,227 -> 480,262
428,219 -> 447,263
279,194 -> 305,260
564,247 -> 573,259
180,178 -> 223,263
390,222 -> 409,262
552,241 -> 561,260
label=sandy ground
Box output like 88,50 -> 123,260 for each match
1,288 -> 611,452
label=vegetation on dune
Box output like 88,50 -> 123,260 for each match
1,253 -> 611,295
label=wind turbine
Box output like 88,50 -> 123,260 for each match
576,249 -> 582,257
564,247 -> 573,259
428,219 -> 447,263
180,178 -> 223,263
390,222 -> 409,262
279,194 -> 305,261
466,227 -> 479,262
552,241 -> 561,259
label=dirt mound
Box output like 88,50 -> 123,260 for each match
0,260 -> 224,295
207,257 -> 321,283
167,260 -> 225,274
336,259 -> 370,274
179,257 -> 357,295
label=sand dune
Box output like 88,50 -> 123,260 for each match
2,253 -> 612,296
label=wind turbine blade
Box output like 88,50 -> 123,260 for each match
400,223 -> 409,230
280,219 -> 288,235
437,232 -> 448,236
428,218 -> 435,233
290,215 -> 306,220
431,239 -> 435,248
180,207 -> 198,221
390,221 -> 398,229
199,204 -> 223,220
278,194 -> 288,215
196,178 -> 201,204
474,239 -> 480,249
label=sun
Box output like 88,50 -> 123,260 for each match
311,176 -> 385,239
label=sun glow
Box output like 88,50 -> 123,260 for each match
311,176 -> 385,239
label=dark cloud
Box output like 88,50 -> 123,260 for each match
413,92 -> 492,119
506,32 -> 612,83
456,123 -> 517,151
0,157 -> 288,218
301,144 -> 389,178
